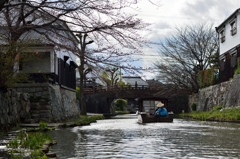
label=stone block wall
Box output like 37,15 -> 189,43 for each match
15,83 -> 80,122
0,89 -> 31,131
189,74 -> 240,111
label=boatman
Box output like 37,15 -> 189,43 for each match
155,102 -> 168,121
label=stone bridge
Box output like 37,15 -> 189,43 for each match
83,85 -> 189,116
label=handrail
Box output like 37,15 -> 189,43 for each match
83,85 -> 152,94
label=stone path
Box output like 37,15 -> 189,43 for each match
0,130 -> 21,158
20,123 -> 64,128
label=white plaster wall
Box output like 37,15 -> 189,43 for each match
55,49 -> 76,65
20,45 -> 56,73
219,14 -> 240,55
19,46 -> 77,74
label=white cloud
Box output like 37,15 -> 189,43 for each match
130,0 -> 240,79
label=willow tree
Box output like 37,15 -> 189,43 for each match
155,23 -> 218,93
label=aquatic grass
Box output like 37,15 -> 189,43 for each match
182,106 -> 240,121
7,138 -> 19,148
63,115 -> 105,126
21,132 -> 52,149
39,121 -> 48,130
7,130 -> 53,158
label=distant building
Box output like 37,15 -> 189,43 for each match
216,8 -> 240,83
122,76 -> 149,86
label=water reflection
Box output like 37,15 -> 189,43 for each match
50,114 -> 240,159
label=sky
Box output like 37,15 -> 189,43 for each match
132,0 -> 240,80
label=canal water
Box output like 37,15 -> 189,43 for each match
49,114 -> 240,159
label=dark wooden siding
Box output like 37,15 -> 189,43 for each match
219,47 -> 240,83
58,58 -> 76,89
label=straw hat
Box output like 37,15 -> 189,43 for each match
157,102 -> 164,107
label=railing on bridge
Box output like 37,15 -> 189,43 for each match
84,85 -> 153,94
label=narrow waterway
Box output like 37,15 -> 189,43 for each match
49,114 -> 240,159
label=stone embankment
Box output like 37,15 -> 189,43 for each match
15,83 -> 80,122
0,83 -> 80,132
189,74 -> 240,111
0,89 -> 31,132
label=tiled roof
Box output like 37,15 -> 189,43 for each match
122,76 -> 148,85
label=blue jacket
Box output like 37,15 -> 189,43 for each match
156,107 -> 168,116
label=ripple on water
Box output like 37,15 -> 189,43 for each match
49,116 -> 240,159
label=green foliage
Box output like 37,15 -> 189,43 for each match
191,103 -> 197,111
8,130 -> 52,158
208,52 -> 219,68
80,115 -> 105,123
8,130 -> 52,149
21,132 -> 52,149
39,121 -> 48,130
76,87 -> 80,99
209,106 -> 222,114
181,106 -> 240,121
118,81 -> 126,85
198,67 -> 217,88
8,138 -> 19,148
29,149 -> 46,158
234,57 -> 240,75
63,115 -> 105,126
115,99 -> 127,111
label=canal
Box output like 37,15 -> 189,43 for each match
49,114 -> 240,158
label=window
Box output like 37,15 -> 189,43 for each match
220,29 -> 225,43
230,51 -> 237,67
219,55 -> 225,71
230,19 -> 237,35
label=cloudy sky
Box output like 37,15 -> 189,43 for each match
133,0 -> 240,79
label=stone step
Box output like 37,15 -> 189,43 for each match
38,118 -> 51,122
30,105 -> 40,110
39,110 -> 51,114
22,118 -> 37,124
38,101 -> 51,106
38,105 -> 52,111
31,102 -> 40,106
39,113 -> 51,118
30,110 -> 40,114
31,113 -> 40,118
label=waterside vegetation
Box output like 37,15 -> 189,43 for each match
62,115 -> 105,127
2,115 -> 105,158
7,130 -> 53,159
180,106 -> 240,122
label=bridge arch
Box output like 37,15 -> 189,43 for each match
83,85 -> 188,116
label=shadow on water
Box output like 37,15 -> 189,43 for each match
49,114 -> 240,159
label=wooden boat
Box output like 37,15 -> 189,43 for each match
137,97 -> 174,123
137,112 -> 174,123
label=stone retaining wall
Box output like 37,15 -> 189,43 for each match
15,83 -> 80,122
0,89 -> 31,131
189,74 -> 240,111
